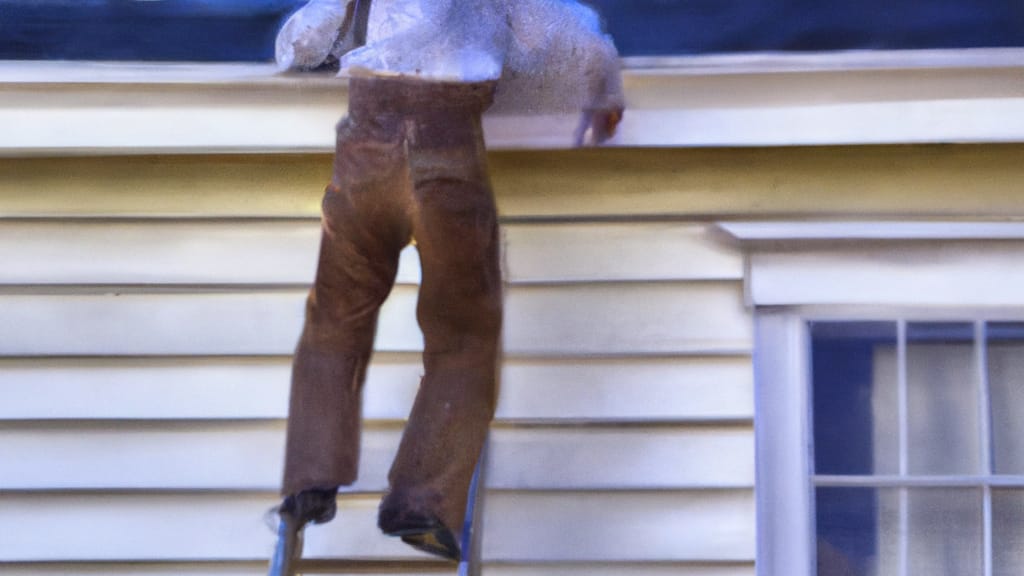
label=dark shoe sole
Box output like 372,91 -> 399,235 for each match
395,527 -> 461,562
380,513 -> 461,561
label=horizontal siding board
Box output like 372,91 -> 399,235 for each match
0,564 -> 755,576
505,223 -> 741,282
0,220 -> 324,286
485,565 -> 755,576
486,428 -> 754,489
0,155 -> 328,219
0,425 -> 752,491
0,567 -> 454,576
0,423 -> 370,492
0,565 -> 272,573
0,356 -> 752,422
0,491 -> 754,563
0,565 -> 270,576
0,493 -> 417,562
4,146 -> 1024,220
499,357 -> 753,421
0,357 -> 419,421
0,283 -> 751,356
0,290 -> 409,356
0,221 -> 738,286
482,491 -> 755,562
505,283 -> 750,356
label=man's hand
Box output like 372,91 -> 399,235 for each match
574,105 -> 624,147
275,0 -> 354,71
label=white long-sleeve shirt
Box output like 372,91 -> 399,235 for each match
276,0 -> 623,115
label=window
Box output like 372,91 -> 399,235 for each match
811,320 -> 1024,576
734,222 -> 1024,576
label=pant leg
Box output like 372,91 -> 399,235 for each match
379,104 -> 503,535
282,115 -> 413,496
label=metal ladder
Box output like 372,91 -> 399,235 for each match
269,448 -> 487,576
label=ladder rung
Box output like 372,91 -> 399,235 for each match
292,559 -> 457,573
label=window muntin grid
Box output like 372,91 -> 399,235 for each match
809,320 -> 1024,576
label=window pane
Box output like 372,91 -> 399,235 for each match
811,322 -> 898,476
988,323 -> 1024,475
907,488 -> 982,576
816,487 -> 982,576
993,489 -> 1024,576
906,323 -> 979,475
815,487 -> 899,576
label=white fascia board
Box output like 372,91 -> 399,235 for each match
1,48 -> 1023,155
744,246 -> 1024,308
622,47 -> 1024,74
719,220 -> 1024,308
719,221 -> 1024,242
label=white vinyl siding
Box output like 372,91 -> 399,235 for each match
0,163 -> 754,575
4,146 -> 1024,221
5,54 -> 1023,576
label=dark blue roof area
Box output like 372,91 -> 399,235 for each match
0,0 -> 304,61
0,0 -> 1022,61
591,0 -> 1024,55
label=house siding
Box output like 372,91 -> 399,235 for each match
0,152 -> 755,575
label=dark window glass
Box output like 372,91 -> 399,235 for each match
810,321 -> 898,476
815,487 -> 896,576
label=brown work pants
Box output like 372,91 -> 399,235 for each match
282,77 -> 502,537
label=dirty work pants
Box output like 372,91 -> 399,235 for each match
282,76 -> 502,537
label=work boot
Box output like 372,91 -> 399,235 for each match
267,488 -> 339,576
279,487 -> 339,525
378,501 -> 461,561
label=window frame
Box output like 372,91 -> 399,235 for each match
730,222 -> 1024,576
758,311 -> 1024,576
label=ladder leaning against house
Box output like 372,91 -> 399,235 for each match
268,446 -> 488,576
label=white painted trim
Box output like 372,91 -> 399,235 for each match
720,221 -> 1024,242
743,245 -> 1024,307
719,222 -> 1024,307
977,320 -> 995,576
0,62 -> 306,85
622,47 -> 1024,74
896,320 -> 909,576
754,313 -> 813,576
813,474 -> 1024,488
1,48 -> 1022,154
3,48 -> 1020,84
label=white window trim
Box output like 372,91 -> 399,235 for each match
755,311 -> 815,576
720,221 -> 1024,310
1,47 -> 1022,156
722,220 -> 1024,576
